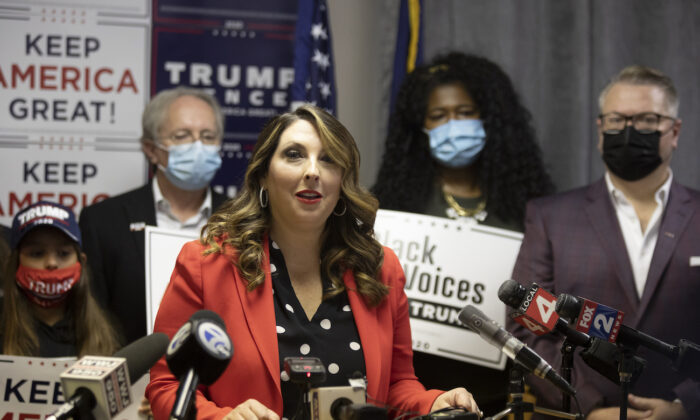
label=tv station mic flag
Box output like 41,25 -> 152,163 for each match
290,0 -> 337,115
390,0 -> 424,114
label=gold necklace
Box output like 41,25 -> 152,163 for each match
442,190 -> 486,218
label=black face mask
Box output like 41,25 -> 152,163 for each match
602,126 -> 662,181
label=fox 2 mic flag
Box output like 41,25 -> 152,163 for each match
290,0 -> 336,115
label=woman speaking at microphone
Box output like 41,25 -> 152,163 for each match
146,105 -> 480,419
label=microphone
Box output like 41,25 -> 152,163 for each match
499,280 -> 590,346
458,304 -> 576,396
556,294 -> 677,359
555,294 -> 625,343
676,340 -> 700,381
499,280 -> 562,336
167,309 -> 233,420
499,280 -> 646,385
48,332 -> 170,420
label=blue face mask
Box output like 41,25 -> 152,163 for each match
157,141 -> 222,190
424,119 -> 486,168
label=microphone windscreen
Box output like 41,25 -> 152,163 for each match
555,294 -> 581,320
498,279 -> 525,308
190,309 -> 226,327
114,332 -> 169,385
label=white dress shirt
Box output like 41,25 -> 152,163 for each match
152,178 -> 213,235
605,171 -> 672,298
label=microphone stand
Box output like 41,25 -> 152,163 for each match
560,339 -> 576,413
487,364 -> 583,420
617,346 -> 638,420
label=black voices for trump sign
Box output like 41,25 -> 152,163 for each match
0,1 -> 149,225
374,210 -> 523,370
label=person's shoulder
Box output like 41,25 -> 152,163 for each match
180,236 -> 238,263
80,183 -> 151,217
0,224 -> 9,244
672,181 -> 700,202
527,180 -> 600,212
378,246 -> 403,284
210,189 -> 229,210
381,245 -> 399,264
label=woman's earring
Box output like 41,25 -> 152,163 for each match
259,188 -> 269,208
333,198 -> 347,216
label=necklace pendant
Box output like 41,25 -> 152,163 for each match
446,207 -> 459,219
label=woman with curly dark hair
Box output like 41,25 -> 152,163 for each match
373,52 -> 554,414
373,52 -> 553,230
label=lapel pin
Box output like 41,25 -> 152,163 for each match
129,222 -> 146,231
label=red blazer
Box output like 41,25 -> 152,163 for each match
146,239 -> 443,420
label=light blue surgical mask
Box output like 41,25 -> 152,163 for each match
424,119 -> 486,168
157,140 -> 222,190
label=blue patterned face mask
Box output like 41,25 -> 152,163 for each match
424,119 -> 486,168
157,141 -> 222,190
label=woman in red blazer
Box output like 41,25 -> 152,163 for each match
146,105 -> 480,420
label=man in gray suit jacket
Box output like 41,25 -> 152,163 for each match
80,87 -> 228,345
510,66 -> 699,419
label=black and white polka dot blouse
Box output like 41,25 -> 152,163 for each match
269,238 -> 366,420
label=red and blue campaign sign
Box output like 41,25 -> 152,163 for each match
151,0 -> 298,196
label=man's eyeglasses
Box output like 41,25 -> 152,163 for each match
599,112 -> 676,134
159,130 -> 221,145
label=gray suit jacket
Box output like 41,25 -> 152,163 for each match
509,178 -> 700,417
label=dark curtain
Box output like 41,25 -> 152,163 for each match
412,0 -> 700,191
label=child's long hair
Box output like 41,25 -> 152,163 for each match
1,242 -> 121,356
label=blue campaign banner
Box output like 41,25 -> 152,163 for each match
152,0 -> 297,196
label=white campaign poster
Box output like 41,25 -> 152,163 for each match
374,209 -> 523,370
145,226 -> 198,334
0,355 -> 148,419
0,1 -> 150,225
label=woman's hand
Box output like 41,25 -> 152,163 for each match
430,387 -> 481,417
137,397 -> 153,418
586,394 -> 687,420
223,399 -> 280,420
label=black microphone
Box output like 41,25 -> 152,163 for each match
556,293 -> 678,359
167,309 -> 233,420
676,340 -> 700,381
499,280 -> 646,385
458,304 -> 576,396
499,280 -> 590,347
48,332 -> 170,420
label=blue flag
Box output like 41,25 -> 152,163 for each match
290,0 -> 336,115
390,0 -> 424,115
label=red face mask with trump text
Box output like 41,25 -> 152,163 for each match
15,262 -> 81,308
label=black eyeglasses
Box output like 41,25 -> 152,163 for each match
599,112 -> 676,134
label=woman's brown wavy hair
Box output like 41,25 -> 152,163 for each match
1,237 -> 122,356
203,105 -> 389,306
